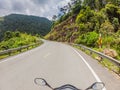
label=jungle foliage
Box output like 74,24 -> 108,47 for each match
46,0 -> 120,60
0,31 -> 39,51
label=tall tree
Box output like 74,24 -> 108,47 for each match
4,31 -> 13,40
52,15 -> 57,21
71,0 -> 82,14
83,0 -> 95,9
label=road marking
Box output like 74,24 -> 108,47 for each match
71,47 -> 106,90
43,53 -> 51,58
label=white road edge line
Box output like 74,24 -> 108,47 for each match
71,47 -> 106,90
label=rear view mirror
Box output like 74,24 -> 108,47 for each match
91,82 -> 105,90
34,78 -> 47,86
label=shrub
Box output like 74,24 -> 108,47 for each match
100,20 -> 114,36
75,32 -> 99,47
76,7 -> 94,24
4,31 -> 13,41
14,31 -> 21,37
112,17 -> 119,32
0,31 -> 38,51
102,36 -> 115,48
105,3 -> 120,21
72,3 -> 81,14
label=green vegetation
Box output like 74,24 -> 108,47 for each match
75,32 -> 99,47
0,31 -> 43,59
0,14 -> 52,41
46,0 -> 120,60
0,31 -> 39,51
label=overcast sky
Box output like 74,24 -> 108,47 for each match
0,0 -> 71,19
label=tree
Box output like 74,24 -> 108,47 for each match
112,18 -> 119,32
100,21 -> 114,36
106,0 -> 120,5
71,0 -> 81,5
71,2 -> 81,14
14,31 -> 21,37
52,15 -> 57,21
95,0 -> 106,10
59,6 -> 68,14
75,32 -> 99,47
68,2 -> 72,12
4,31 -> 13,40
76,6 -> 94,23
105,3 -> 120,20
83,0 -> 95,9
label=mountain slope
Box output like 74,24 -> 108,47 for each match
45,1 -> 120,59
45,15 -> 78,42
0,14 -> 52,40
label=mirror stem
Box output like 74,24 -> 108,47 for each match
46,83 -> 54,90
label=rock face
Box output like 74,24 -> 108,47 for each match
103,49 -> 118,58
46,15 -> 79,43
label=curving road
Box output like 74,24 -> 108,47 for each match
0,41 -> 119,90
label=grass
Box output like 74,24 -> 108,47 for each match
101,59 -> 119,73
73,45 -> 120,75
0,54 -> 9,59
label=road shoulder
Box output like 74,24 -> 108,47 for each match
74,48 -> 120,90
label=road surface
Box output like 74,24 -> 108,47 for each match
0,41 -> 118,90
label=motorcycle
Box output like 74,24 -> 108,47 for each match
34,78 -> 105,90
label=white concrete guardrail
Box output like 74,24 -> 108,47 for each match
72,43 -> 120,75
0,42 -> 41,56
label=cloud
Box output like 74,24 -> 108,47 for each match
31,0 -> 47,5
11,1 -> 26,12
0,0 -> 12,9
0,0 -> 71,19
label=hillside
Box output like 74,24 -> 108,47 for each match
45,0 -> 120,60
0,14 -> 52,40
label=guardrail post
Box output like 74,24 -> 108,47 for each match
19,47 -> 22,52
8,51 -> 11,56
83,48 -> 85,51
32,45 -> 34,48
119,64 -> 120,75
35,43 -> 37,47
27,46 -> 29,50
90,51 -> 92,55
99,56 -> 103,62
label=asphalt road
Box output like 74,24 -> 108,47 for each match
0,41 -> 115,90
